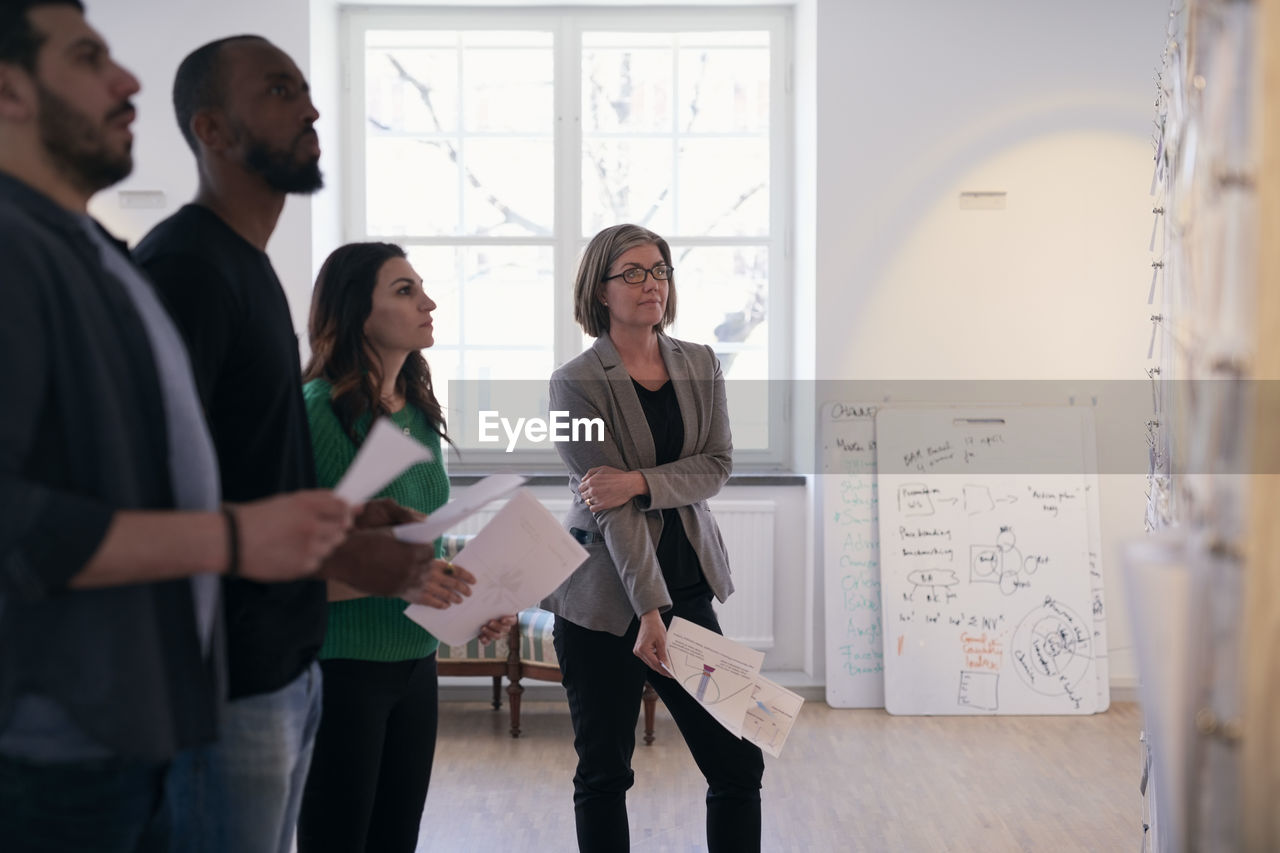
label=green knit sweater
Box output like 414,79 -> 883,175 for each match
304,378 -> 450,662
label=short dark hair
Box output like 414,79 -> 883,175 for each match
0,0 -> 84,72
172,34 -> 266,154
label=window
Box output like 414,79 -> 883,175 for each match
343,7 -> 791,468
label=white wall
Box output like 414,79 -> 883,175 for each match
83,0 -> 1169,690
810,0 -> 1170,689
90,0 -> 316,336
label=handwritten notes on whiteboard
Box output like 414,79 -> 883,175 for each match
820,403 -> 884,708
876,407 -> 1104,716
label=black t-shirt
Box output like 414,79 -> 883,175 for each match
135,204 -> 325,700
631,378 -> 710,601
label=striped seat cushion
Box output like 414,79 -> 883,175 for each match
516,607 -> 558,668
440,534 -> 470,561
436,608 -> 559,665
437,631 -> 512,661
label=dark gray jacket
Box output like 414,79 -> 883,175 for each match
0,173 -> 219,760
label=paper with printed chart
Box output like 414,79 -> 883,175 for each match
391,473 -> 528,546
664,620 -> 805,755
402,489 -> 587,646
333,418 -> 434,504
744,675 -> 804,758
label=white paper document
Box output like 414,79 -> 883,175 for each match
744,675 -> 804,758
391,473 -> 527,546
333,418 -> 434,504
402,489 -> 587,646
664,617 -> 803,755
665,617 -> 764,737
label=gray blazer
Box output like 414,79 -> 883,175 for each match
541,333 -> 734,635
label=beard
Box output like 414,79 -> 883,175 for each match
242,128 -> 324,195
37,84 -> 133,195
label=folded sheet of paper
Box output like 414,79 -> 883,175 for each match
391,473 -> 527,546
333,418 -> 434,504
665,617 -> 803,756
401,489 -> 587,646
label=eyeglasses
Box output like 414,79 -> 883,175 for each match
602,264 -> 673,286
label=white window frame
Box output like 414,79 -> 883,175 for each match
341,5 -> 793,472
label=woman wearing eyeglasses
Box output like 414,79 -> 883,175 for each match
543,224 -> 764,852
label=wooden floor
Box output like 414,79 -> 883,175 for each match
417,698 -> 1144,852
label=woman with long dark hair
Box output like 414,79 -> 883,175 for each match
296,242 -> 510,853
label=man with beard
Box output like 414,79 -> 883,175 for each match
0,4 -> 357,851
133,35 -> 470,853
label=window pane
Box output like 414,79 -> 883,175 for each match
677,140 -> 769,235
580,33 -> 772,239
667,245 -> 768,380
459,246 -> 554,349
404,245 -> 554,353
461,48 -> 554,133
677,43 -> 770,133
403,245 -> 464,347
424,347 -> 460,428
355,13 -> 784,462
582,45 -> 673,133
379,246 -> 459,425
366,45 -> 459,134
367,136 -> 553,238
404,245 -> 555,447
366,138 -> 460,236
462,139 -> 554,236
446,364 -> 556,453
581,139 -> 674,235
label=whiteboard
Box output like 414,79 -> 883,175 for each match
819,403 -> 884,708
1082,416 -> 1111,711
876,407 -> 1104,715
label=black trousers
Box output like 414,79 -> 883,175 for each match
296,655 -> 438,853
553,596 -> 765,853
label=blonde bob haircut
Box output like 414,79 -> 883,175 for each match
573,224 -> 677,337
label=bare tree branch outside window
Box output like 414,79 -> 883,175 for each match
367,40 -> 769,371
